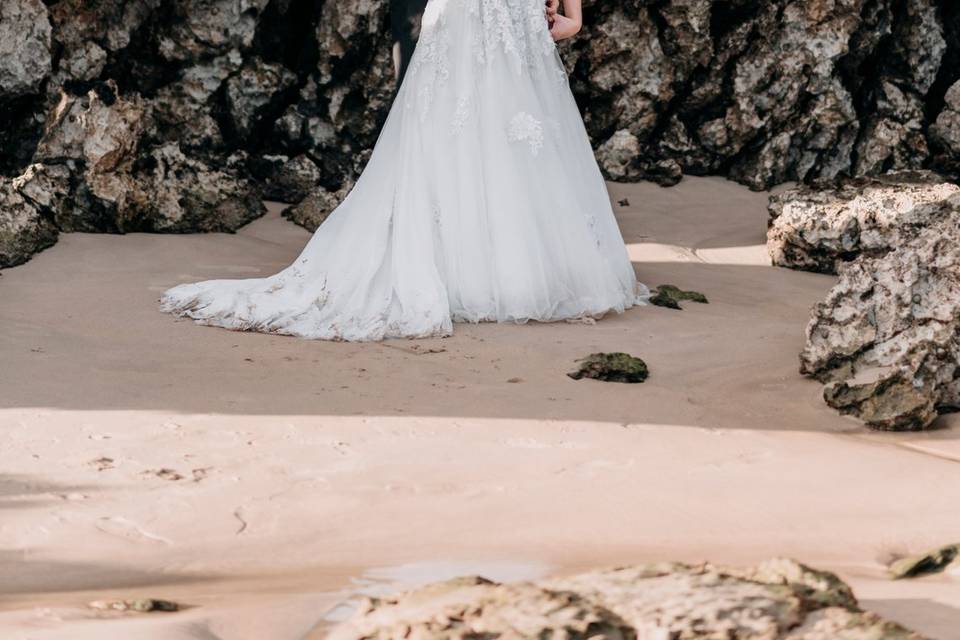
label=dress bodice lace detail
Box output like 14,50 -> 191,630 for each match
408,0 -> 561,126
412,0 -> 556,82
469,0 -> 557,70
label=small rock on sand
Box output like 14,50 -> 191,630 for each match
568,353 -> 649,383
89,598 -> 180,613
889,543 -> 960,580
650,284 -> 709,310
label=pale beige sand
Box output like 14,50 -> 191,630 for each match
1,177 -> 958,639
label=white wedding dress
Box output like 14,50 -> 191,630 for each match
161,0 -> 647,341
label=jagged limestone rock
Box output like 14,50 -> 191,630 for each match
224,57 -> 298,140
158,0 -> 271,63
283,183 -> 349,232
566,0 -> 954,190
153,50 -> 244,150
0,0 -> 52,101
932,81 -> 960,159
888,543 -> 960,579
258,154 -> 323,204
329,559 -> 926,640
0,175 -> 59,268
132,144 -> 266,232
800,193 -> 960,430
27,82 -> 264,236
596,130 -> 641,181
88,598 -> 180,612
767,172 -> 960,274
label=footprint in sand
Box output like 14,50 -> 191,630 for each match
88,457 -> 115,471
191,467 -> 213,482
55,492 -> 89,501
141,468 -> 185,481
95,516 -> 173,545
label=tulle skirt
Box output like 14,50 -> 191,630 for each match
161,0 -> 647,341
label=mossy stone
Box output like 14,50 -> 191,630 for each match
650,284 -> 709,309
649,290 -> 682,309
568,352 -> 649,383
889,543 -> 960,579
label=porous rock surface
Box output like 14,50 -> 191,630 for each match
0,171 -> 59,268
931,81 -> 960,173
328,558 -> 926,640
785,173 -> 960,430
801,197 -> 960,430
0,0 -> 52,101
767,171 -> 960,274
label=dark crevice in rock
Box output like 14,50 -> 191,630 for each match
254,0 -> 323,76
101,3 -> 182,99
708,0 -> 760,45
928,3 -> 960,120
0,94 -> 46,177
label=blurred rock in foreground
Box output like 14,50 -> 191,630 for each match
329,558 -> 925,640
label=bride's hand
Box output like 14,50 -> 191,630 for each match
545,0 -> 559,23
550,14 -> 581,41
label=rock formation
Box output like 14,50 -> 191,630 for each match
0,0 -> 51,101
282,182 -> 351,232
776,173 -> 960,430
567,0 -> 956,189
888,543 -> 960,579
801,196 -> 960,430
329,558 -> 925,639
767,171 -> 960,274
931,80 -> 960,173
254,153 -> 324,204
1,0 -> 960,266
0,170 -> 59,268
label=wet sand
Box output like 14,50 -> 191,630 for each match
1,177 -> 958,639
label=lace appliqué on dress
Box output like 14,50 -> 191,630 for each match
507,111 -> 544,156
470,0 -> 556,72
409,0 -> 453,120
450,95 -> 472,134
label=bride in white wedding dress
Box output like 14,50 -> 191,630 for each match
161,0 -> 647,341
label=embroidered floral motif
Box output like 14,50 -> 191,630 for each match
409,1 -> 557,121
508,111 -> 544,156
450,95 -> 472,134
472,0 -> 555,71
409,0 -> 453,120
417,83 -> 435,122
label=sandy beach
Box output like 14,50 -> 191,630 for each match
1,176 -> 958,639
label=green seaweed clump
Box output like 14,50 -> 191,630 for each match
650,284 -> 709,309
568,352 -> 649,383
888,543 -> 960,579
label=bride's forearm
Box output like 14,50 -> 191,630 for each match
562,0 -> 582,25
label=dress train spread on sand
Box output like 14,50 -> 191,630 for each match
161,0 -> 647,341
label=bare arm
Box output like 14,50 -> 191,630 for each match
550,0 -> 582,41
562,0 -> 582,25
